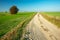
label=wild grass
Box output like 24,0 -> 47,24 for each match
0,12 -> 36,40
41,12 -> 60,28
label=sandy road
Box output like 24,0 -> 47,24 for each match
23,13 -> 60,40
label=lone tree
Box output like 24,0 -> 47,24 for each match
10,6 -> 19,14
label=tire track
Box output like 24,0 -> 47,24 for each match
22,13 -> 60,40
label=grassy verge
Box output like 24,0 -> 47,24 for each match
0,12 -> 36,40
41,12 -> 60,28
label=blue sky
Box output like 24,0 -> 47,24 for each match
0,0 -> 60,12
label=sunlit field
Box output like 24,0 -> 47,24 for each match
43,12 -> 60,17
41,12 -> 60,28
0,12 -> 36,40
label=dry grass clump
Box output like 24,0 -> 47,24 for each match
41,13 -> 60,28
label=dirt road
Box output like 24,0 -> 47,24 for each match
23,13 -> 60,40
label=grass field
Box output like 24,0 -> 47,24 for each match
0,12 -> 36,40
42,12 -> 60,17
41,12 -> 60,28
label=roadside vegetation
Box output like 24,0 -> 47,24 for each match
41,12 -> 60,28
0,12 -> 36,40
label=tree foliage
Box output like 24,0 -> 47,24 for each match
10,6 -> 19,14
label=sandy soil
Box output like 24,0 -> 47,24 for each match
22,13 -> 60,40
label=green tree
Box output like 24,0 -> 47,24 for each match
10,6 -> 19,14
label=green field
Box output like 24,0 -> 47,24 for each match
41,12 -> 60,28
0,12 -> 36,39
43,12 -> 60,17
